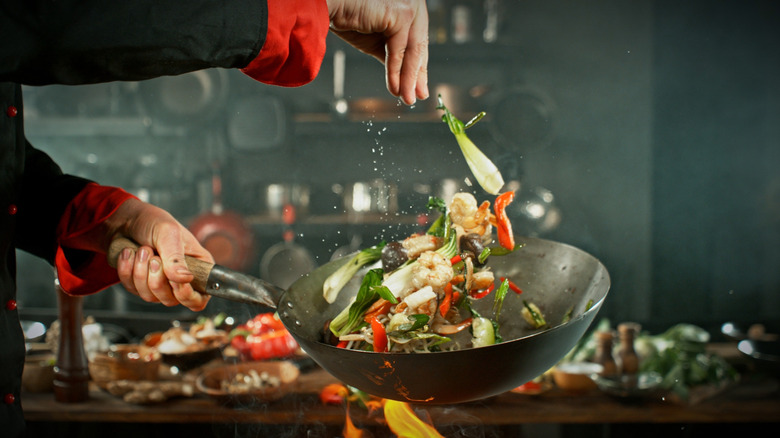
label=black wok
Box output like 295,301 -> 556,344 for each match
109,235 -> 609,404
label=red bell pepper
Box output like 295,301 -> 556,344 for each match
470,282 -> 495,299
500,276 -> 523,294
494,191 -> 515,251
370,316 -> 388,352
439,282 -> 454,317
319,383 -> 349,405
230,312 -> 299,361
363,298 -> 393,323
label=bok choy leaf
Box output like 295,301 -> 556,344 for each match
437,95 -> 504,195
323,242 -> 385,303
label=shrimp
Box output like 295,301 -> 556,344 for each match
449,193 -> 492,239
462,256 -> 494,292
402,234 -> 442,260
470,270 -> 495,291
411,251 -> 454,292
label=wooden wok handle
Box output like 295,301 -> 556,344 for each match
106,237 -> 213,293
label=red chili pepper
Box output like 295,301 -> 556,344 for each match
370,316 -> 388,352
470,283 -> 495,299
439,283 -> 454,317
494,191 -> 515,251
336,340 -> 349,349
500,277 -> 523,294
319,383 -> 349,405
450,254 -> 462,265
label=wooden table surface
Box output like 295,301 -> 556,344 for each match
22,364 -> 780,427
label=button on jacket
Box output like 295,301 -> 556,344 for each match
1,1 -> 328,435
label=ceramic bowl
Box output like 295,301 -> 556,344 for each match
552,362 -> 603,392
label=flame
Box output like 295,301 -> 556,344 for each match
383,400 -> 444,438
343,408 -> 366,438
335,387 -> 444,437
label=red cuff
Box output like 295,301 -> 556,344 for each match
241,0 -> 330,87
55,183 -> 137,295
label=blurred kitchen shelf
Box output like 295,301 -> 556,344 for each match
25,116 -> 189,137
294,112 -> 442,124
245,213 -> 424,226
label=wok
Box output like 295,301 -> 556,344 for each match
108,235 -> 609,404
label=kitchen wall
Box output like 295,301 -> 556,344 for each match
16,0 -> 779,337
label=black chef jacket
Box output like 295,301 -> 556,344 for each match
1,1 -> 268,435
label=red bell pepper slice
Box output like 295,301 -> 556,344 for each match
439,283 -> 454,317
500,276 -> 523,294
363,298 -> 393,323
370,316 -> 388,352
470,282 -> 495,299
494,191 -> 515,250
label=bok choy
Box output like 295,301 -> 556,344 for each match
323,242 -> 385,303
437,95 -> 504,195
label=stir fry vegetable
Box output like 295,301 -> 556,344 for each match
323,243 -> 385,303
324,192 -> 526,353
437,96 -> 505,195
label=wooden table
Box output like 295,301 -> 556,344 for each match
22,366 -> 780,428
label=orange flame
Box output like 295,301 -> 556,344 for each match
334,387 -> 444,437
383,400 -> 444,438
343,408 -> 366,438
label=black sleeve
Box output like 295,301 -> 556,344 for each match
13,139 -> 91,263
0,0 -> 267,85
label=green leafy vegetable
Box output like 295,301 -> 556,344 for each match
323,242 -> 385,303
388,314 -> 430,337
492,278 -> 510,320
437,95 -> 504,195
478,247 -> 491,264
329,268 -> 385,337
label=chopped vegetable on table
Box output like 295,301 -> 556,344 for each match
229,312 -> 299,361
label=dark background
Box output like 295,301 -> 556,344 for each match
16,0 -> 780,341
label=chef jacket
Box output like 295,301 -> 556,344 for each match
1,1 -> 328,435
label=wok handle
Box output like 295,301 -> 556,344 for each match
106,237 -> 212,293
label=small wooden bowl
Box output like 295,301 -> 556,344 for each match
196,361 -> 300,406
89,344 -> 161,387
22,353 -> 56,393
552,362 -> 603,393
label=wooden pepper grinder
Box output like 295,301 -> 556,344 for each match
53,279 -> 90,403
593,330 -> 618,376
618,322 -> 641,376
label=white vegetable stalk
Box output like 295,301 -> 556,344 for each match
437,96 -> 505,195
402,286 -> 436,310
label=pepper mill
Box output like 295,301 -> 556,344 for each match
53,279 -> 90,403
618,322 -> 641,376
593,330 -> 618,376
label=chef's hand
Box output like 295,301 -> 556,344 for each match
107,198 -> 213,311
326,0 -> 429,105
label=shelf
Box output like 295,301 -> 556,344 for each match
244,213 -> 424,226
